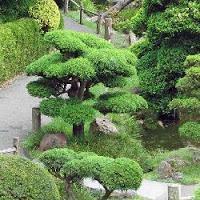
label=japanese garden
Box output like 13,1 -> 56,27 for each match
0,0 -> 200,199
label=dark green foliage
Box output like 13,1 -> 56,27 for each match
0,155 -> 60,200
170,54 -> 200,144
60,103 -> 96,125
27,79 -> 56,98
40,98 -> 66,117
96,91 -> 148,114
129,0 -> 200,115
0,18 -> 47,84
129,37 -> 150,58
26,30 -> 147,136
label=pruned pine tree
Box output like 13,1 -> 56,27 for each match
170,54 -> 200,145
26,30 -> 148,137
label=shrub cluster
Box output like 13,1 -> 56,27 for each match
0,154 -> 60,200
129,0 -> 200,116
169,54 -> 200,145
0,18 -> 47,84
1,0 -> 61,31
39,148 -> 143,200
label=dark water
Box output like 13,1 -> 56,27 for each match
141,123 -> 185,151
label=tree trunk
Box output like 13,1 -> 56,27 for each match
100,189 -> 113,200
101,0 -> 140,18
64,179 -> 76,200
73,123 -> 84,137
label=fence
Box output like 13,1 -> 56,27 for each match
63,0 -> 135,45
0,137 -> 19,155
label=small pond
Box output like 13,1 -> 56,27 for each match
141,123 -> 185,151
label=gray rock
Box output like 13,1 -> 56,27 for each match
39,133 -> 67,151
166,158 -> 188,169
90,117 -> 118,135
172,172 -> 183,181
157,161 -> 173,179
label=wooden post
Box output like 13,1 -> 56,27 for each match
104,17 -> 112,41
80,3 -> 84,25
64,0 -> 69,14
32,107 -> 41,131
96,14 -> 102,34
13,137 -> 19,155
168,184 -> 181,200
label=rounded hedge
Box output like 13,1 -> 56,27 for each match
179,122 -> 200,144
29,0 -> 60,31
0,155 -> 60,200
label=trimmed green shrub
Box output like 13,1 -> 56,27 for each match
179,122 -> 200,145
170,54 -> 200,145
29,0 -> 60,31
0,154 -> 60,200
26,30 -> 147,137
0,18 -> 47,84
39,148 -> 143,200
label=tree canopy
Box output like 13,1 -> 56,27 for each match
26,30 -> 148,136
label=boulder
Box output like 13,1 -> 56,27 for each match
157,161 -> 173,179
172,172 -> 183,181
39,133 -> 67,151
90,117 -> 118,135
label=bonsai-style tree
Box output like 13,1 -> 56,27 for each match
170,54 -> 200,147
26,30 -> 147,137
39,148 -> 143,200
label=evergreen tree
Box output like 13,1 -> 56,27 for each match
130,0 -> 200,117
26,30 -> 147,137
170,54 -> 200,145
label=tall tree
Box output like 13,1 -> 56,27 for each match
170,54 -> 200,146
130,0 -> 200,118
26,30 -> 147,137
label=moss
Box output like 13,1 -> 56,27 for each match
0,155 -> 60,200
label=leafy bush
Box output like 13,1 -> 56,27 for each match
179,122 -> 200,144
170,54 -> 200,145
0,18 -> 47,84
29,0 -> 60,31
130,0 -> 200,116
0,154 -> 60,200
